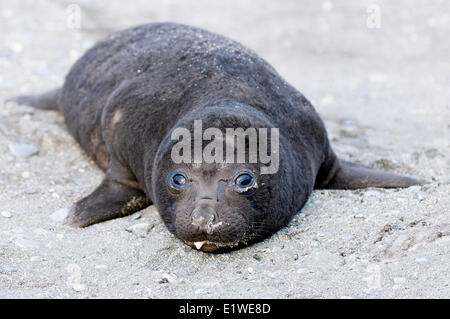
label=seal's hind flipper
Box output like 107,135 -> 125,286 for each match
7,88 -> 61,111
322,160 -> 423,190
64,178 -> 151,227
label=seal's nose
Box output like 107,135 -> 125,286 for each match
191,206 -> 220,234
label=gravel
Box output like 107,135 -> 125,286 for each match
0,0 -> 449,298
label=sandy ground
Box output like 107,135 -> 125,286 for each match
0,0 -> 449,298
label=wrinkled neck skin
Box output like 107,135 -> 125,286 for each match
144,101 -> 317,250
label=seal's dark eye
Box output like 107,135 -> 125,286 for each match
173,174 -> 186,185
167,172 -> 189,191
235,173 -> 253,187
233,171 -> 258,194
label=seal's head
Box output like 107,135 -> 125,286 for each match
149,107 -> 312,252
161,163 -> 272,252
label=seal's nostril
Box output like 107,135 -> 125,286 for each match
191,206 -> 219,234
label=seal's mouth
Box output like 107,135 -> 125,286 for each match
185,240 -> 239,253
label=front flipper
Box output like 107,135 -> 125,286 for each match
323,160 -> 423,190
64,178 -> 151,227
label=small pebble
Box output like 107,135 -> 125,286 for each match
1,266 -> 18,273
391,234 -> 411,251
126,223 -> 153,237
252,254 -> 261,261
297,268 -> 308,274
33,228 -> 50,235
321,1 -> 334,12
408,185 -> 421,193
30,256 -> 43,262
0,274 -> 12,281
95,265 -> 108,270
393,277 -> 407,284
161,273 -> 178,284
8,142 -> 39,158
365,190 -> 381,197
320,94 -> 334,105
21,171 -> 31,179
194,289 -> 206,295
14,238 -> 38,249
415,191 -> 426,201
415,258 -> 428,263
71,283 -> 86,292
1,211 -> 12,218
9,42 -> 23,53
50,208 -> 69,222
131,212 -> 142,220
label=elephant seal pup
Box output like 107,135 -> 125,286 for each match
10,23 -> 422,252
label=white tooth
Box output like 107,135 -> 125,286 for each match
194,241 -> 205,250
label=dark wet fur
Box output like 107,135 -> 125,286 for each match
9,23 -> 422,252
